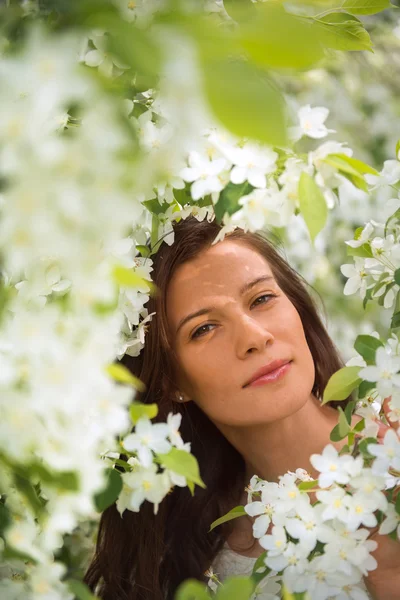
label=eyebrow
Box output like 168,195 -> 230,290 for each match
176,275 -> 275,335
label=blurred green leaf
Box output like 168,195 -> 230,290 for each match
354,334 -> 383,364
341,0 -> 391,15
314,13 -> 372,51
214,182 -> 253,224
298,479 -> 318,490
395,491 -> 400,516
112,265 -> 154,292
324,153 -> 378,176
358,380 -> 376,399
67,579 -> 99,600
239,4 -> 324,70
250,551 -> 269,585
215,576 -> 254,600
209,505 -> 246,532
352,418 -> 366,432
175,580 -> 212,600
344,398 -> 357,424
338,407 -> 352,437
223,0 -> 256,22
346,243 -> 373,258
298,172 -> 328,243
14,473 -> 43,515
106,363 -> 146,392
94,468 -> 123,512
322,366 -> 362,404
202,58 -> 287,146
157,448 -> 206,489
0,502 -> 11,537
359,437 -> 378,458
391,311 -> 400,329
129,402 -> 158,424
330,422 -> 346,441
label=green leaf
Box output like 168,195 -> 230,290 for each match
341,0 -> 391,15
330,422 -> 346,442
385,207 -> 400,237
391,311 -> 400,330
142,198 -> 170,216
354,334 -> 383,365
322,153 -> 374,191
396,140 -> 400,160
202,58 -> 286,147
0,502 -> 11,537
209,505 -> 246,532
215,576 -> 254,600
352,418 -> 366,432
251,552 -> 269,585
136,244 -> 151,258
322,366 -> 362,404
223,0 -> 256,22
112,265 -> 153,292
358,380 -> 376,399
67,579 -> 99,600
31,464 -> 79,491
359,437 -> 378,458
157,448 -> 206,489
298,479 -> 319,490
84,11 -> 161,79
175,579 -> 211,600
214,182 -> 253,224
94,468 -> 123,512
346,243 -> 373,258
324,153 -> 378,176
14,473 -> 44,515
344,398 -> 357,424
338,407 -> 352,437
363,287 -> 373,310
298,172 -> 328,243
106,363 -> 146,392
394,268 -> 400,286
129,402 -> 158,424
395,491 -> 400,516
239,4 -> 324,70
314,13 -> 372,51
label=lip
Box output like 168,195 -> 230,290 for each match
243,359 -> 292,388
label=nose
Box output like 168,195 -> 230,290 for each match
234,313 -> 274,358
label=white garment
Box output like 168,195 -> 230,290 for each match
211,542 -> 373,599
211,543 -> 281,599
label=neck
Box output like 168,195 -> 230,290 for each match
216,395 -> 342,486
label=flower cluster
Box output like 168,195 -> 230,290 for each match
234,438 -> 398,600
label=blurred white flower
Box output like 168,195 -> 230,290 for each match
122,417 -> 172,467
227,143 -> 277,188
180,151 -> 228,200
292,104 -> 335,140
84,32 -> 129,77
359,346 -> 400,398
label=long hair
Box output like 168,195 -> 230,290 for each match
85,216 -> 350,600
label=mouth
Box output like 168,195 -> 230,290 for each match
243,360 -> 292,388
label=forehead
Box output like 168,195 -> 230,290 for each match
166,240 -> 274,312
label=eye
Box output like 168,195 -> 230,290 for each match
191,323 -> 216,340
251,293 -> 277,308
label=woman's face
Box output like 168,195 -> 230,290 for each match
166,240 -> 316,427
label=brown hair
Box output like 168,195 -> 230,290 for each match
85,216 -> 349,600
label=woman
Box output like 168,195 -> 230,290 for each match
85,216 -> 400,599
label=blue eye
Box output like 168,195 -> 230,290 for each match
190,294 -> 277,340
